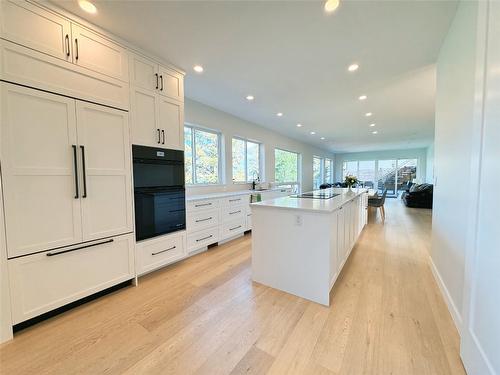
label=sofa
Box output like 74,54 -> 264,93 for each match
401,183 -> 433,208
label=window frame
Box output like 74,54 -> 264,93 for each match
274,147 -> 301,185
231,136 -> 262,183
324,158 -> 333,184
184,123 -> 223,186
313,156 -> 325,189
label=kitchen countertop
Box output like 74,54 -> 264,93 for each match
186,187 -> 291,201
250,188 -> 368,213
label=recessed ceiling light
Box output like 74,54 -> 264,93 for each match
320,137 -> 326,140
359,95 -> 367,100
246,95 -> 254,101
365,112 -> 372,117
296,123 -> 303,127
78,0 -> 97,14
324,0 -> 340,13
369,123 -> 376,127
348,63 -> 359,72
310,131 -> 316,135
193,65 -> 204,73
372,130 -> 378,134
276,112 -> 283,117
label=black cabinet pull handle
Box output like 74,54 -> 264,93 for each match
195,203 -> 212,207
196,235 -> 213,242
229,198 -> 241,202
152,246 -> 176,256
157,129 -> 161,144
47,239 -> 114,257
160,75 -> 163,91
72,145 -> 79,199
80,145 -> 87,198
65,34 -> 70,57
229,225 -> 242,231
155,73 -> 159,89
229,210 -> 241,215
161,129 -> 165,144
195,217 -> 212,223
74,38 -> 79,60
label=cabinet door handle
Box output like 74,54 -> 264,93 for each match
74,38 -> 79,60
195,203 -> 212,207
229,225 -> 242,231
72,145 -> 79,199
160,75 -> 163,91
152,246 -> 176,256
161,129 -> 165,144
229,198 -> 241,202
195,217 -> 212,223
65,34 -> 70,57
155,73 -> 159,90
80,145 -> 87,198
229,210 -> 241,215
47,239 -> 113,257
196,234 -> 213,242
157,129 -> 161,144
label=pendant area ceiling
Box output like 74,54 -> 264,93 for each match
54,0 -> 457,153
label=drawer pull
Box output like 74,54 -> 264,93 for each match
196,234 -> 213,242
46,239 -> 114,257
195,202 -> 212,207
152,246 -> 176,256
229,210 -> 241,215
229,225 -> 242,231
229,198 -> 241,202
196,217 -> 212,223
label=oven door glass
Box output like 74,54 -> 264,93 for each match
134,189 -> 186,241
133,160 -> 184,189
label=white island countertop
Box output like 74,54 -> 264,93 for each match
186,187 -> 291,201
251,188 -> 368,213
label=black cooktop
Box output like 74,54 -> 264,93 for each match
291,192 -> 340,199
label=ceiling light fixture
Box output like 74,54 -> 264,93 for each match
369,123 -> 376,127
78,0 -> 97,14
359,95 -> 367,100
276,112 -> 283,117
320,137 -> 326,140
324,0 -> 340,13
348,63 -> 359,72
372,130 -> 378,134
246,95 -> 254,101
365,112 -> 372,117
310,131 -> 316,135
193,65 -> 204,73
296,123 -> 303,127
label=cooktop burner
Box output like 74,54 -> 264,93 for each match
291,192 -> 340,199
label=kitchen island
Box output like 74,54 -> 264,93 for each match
251,188 -> 368,305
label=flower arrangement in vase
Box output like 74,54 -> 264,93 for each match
344,175 -> 359,191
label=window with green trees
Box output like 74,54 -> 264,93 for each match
275,148 -> 300,183
232,138 -> 261,183
184,125 -> 221,185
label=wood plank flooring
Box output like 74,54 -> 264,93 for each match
0,199 -> 466,374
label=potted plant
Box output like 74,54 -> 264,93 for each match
344,175 -> 359,191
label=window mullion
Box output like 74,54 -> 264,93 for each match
192,128 -> 197,184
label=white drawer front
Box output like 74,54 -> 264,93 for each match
8,234 -> 135,324
246,214 -> 252,230
187,208 -> 219,232
136,232 -> 185,276
220,195 -> 249,207
187,198 -> 220,212
187,226 -> 219,252
221,218 -> 246,240
221,204 -> 246,223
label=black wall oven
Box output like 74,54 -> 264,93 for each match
132,145 -> 185,241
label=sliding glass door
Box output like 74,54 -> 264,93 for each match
377,160 -> 397,195
396,159 -> 417,192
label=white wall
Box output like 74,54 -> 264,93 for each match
431,0 -> 479,332
425,144 -> 434,183
333,148 -> 428,183
184,98 -> 334,195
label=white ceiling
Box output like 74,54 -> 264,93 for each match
54,0 -> 457,153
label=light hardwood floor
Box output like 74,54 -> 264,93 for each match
0,199 -> 465,375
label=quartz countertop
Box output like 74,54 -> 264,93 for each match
250,188 -> 368,213
186,187 -> 291,201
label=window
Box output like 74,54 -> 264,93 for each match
313,156 -> 324,189
343,160 -> 358,179
275,148 -> 299,183
324,158 -> 333,184
184,124 -> 221,185
232,138 -> 261,183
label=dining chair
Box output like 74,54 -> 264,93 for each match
368,189 -> 387,221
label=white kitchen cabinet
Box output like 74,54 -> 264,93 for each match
158,95 -> 183,150
221,218 -> 246,239
130,86 -> 160,146
187,208 -> 219,232
70,23 -> 129,82
8,233 -> 135,324
0,83 -> 82,258
129,53 -> 158,91
76,102 -> 133,241
158,65 -> 184,101
337,205 -> 346,271
187,226 -> 219,253
0,0 -> 72,62
136,231 -> 186,276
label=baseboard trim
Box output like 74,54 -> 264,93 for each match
429,256 -> 463,335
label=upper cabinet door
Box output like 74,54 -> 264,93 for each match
158,96 -> 184,150
130,86 -> 161,147
0,0 -> 71,61
129,53 -> 158,91
158,65 -> 184,101
76,102 -> 133,241
0,83 -> 82,258
71,24 -> 129,82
